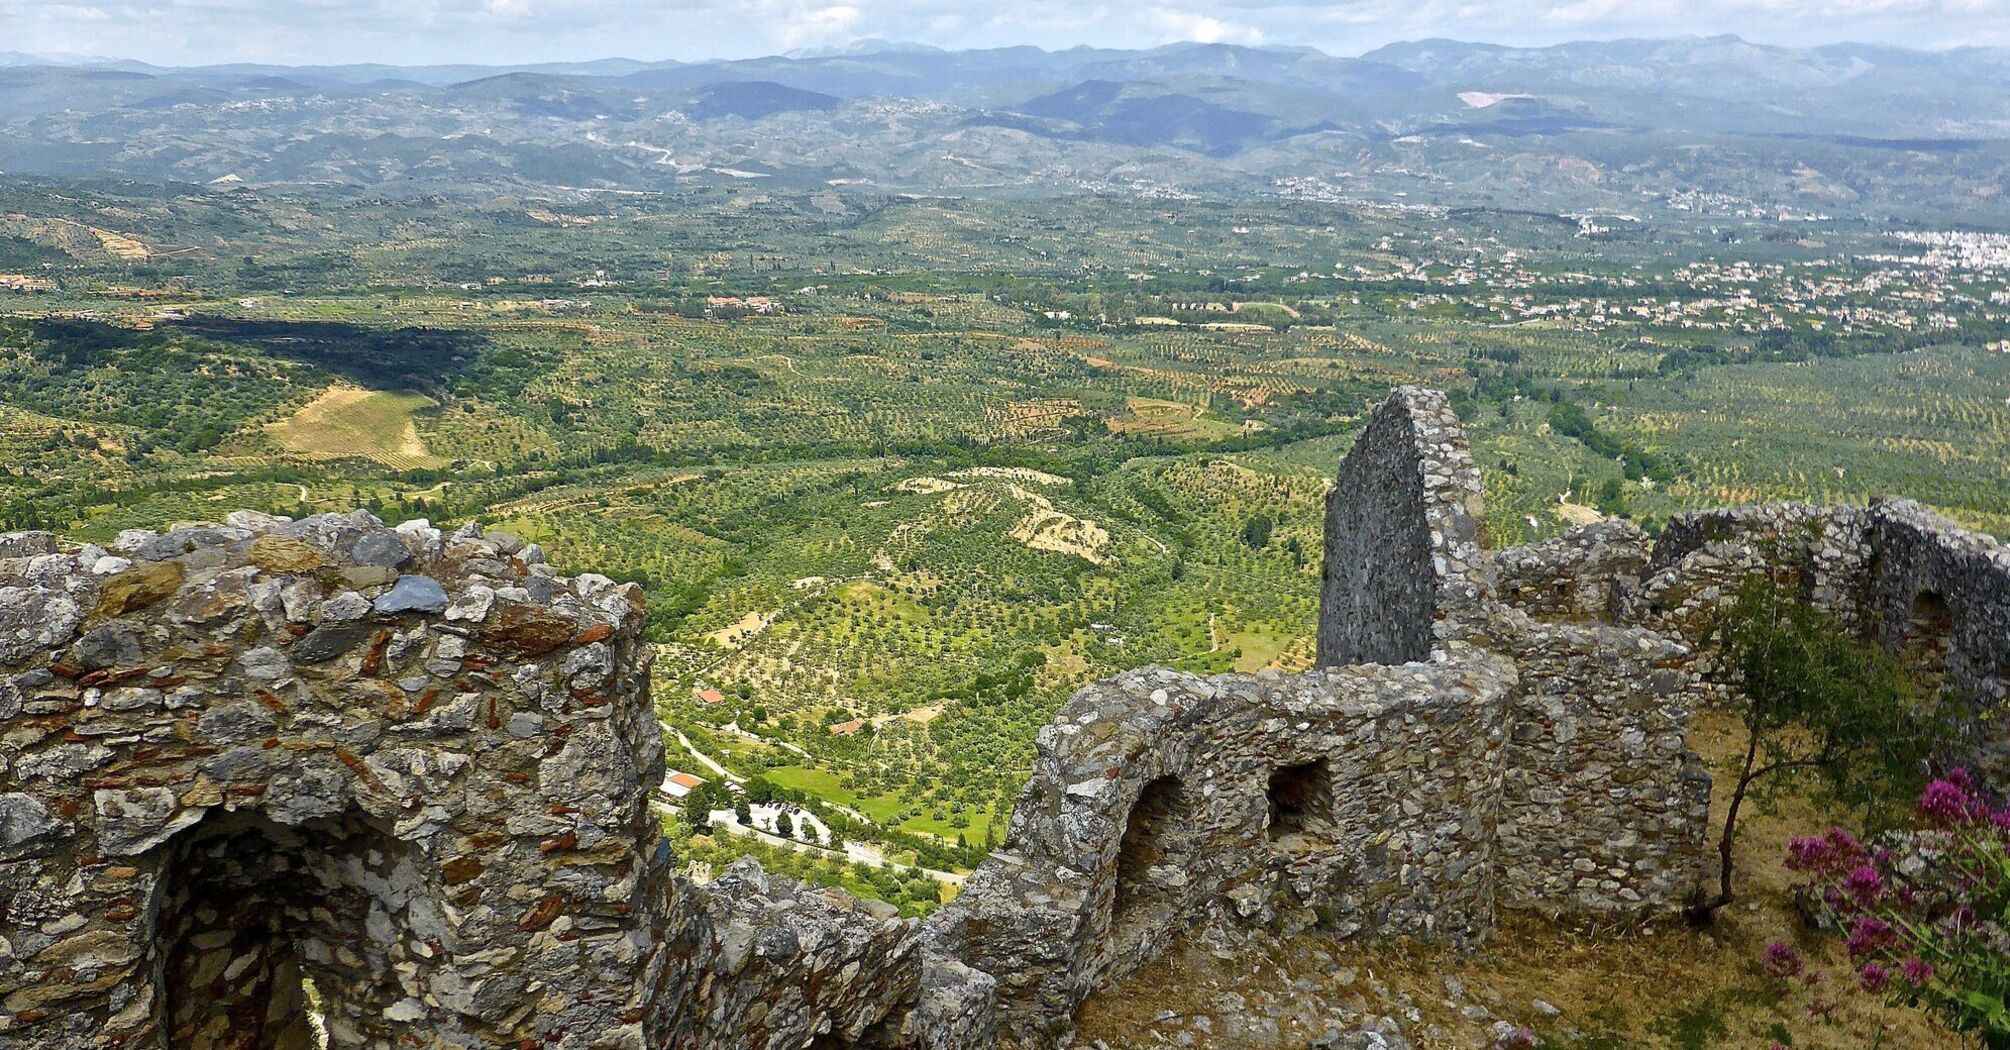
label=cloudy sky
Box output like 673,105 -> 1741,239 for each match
4,0 -> 2007,67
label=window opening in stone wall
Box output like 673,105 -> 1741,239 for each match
1901,589 -> 1955,690
1267,759 -> 1337,844
156,812 -> 411,1050
1110,776 -> 1190,939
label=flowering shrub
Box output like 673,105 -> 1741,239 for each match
1779,770 -> 2010,1046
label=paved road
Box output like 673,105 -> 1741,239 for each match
701,803 -> 967,886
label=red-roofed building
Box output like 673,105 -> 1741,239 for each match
659,771 -> 707,798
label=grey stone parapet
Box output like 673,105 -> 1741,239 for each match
0,511 -> 936,1050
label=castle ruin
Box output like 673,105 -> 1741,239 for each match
2,387 -> 2003,1049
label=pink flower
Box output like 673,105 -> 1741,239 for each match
1763,941 -> 1806,978
1846,916 -> 1894,958
1919,778 -> 1973,824
1900,957 -> 1935,987
1858,962 -> 1891,993
1785,835 -> 1827,871
1843,864 -> 1884,904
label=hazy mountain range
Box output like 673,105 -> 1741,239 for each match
2,36 -> 2006,220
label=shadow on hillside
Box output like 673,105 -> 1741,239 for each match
164,316 -> 497,392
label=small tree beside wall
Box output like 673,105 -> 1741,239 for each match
1689,576 -> 1937,921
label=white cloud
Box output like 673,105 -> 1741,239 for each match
1152,10 -> 1265,44
768,1 -> 865,49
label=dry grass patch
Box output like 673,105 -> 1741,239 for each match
265,385 -> 444,470
706,610 -> 777,650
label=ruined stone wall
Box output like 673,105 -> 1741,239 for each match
926,654 -> 1515,1046
1631,502 -> 1872,638
1488,615 -> 1712,914
915,389 -> 1715,1048
1318,387 -> 1491,666
652,859 -> 928,1048
25,385 -> 1977,1050
1494,521 -> 1651,623
1313,391 -> 1711,924
1858,501 -> 2010,767
0,512 -> 671,1049
0,513 -> 930,1050
1630,498 -> 2010,770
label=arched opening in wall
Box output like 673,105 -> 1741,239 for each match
1110,776 -> 1191,940
153,811 -> 418,1050
1266,759 -> 1336,846
1900,589 -> 1955,691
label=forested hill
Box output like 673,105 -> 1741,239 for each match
1,37 -> 2006,219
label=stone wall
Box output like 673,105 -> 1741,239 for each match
1488,615 -> 1712,914
1857,501 -> 2010,768
1318,387 -> 1491,666
926,654 -> 1515,1045
0,512 -> 930,1050
1629,498 -> 2010,770
1630,502 -> 1871,638
1494,521 -> 1650,623
0,512 -> 672,1049
923,389 -> 1720,1046
654,859 -> 925,1048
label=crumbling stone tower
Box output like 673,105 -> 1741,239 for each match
0,513 -> 673,1048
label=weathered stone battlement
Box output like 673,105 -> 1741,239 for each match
0,513 -> 927,1050
3,387 -> 2002,1050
